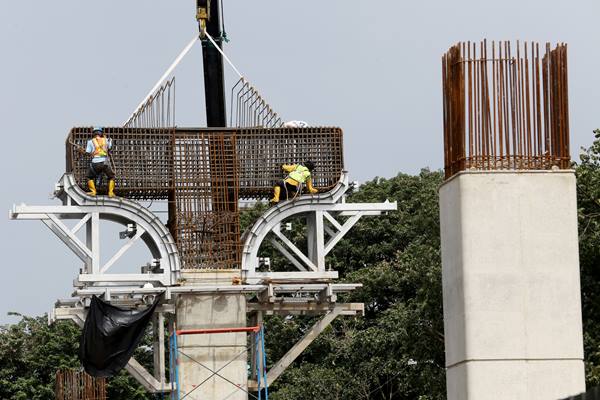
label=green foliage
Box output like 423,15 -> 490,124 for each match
240,201 -> 269,232
0,314 -> 80,400
576,129 -> 600,387
266,169 -> 446,399
0,312 -> 156,400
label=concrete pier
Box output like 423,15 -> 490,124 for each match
176,271 -> 247,400
440,171 -> 585,399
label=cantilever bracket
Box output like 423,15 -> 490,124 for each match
241,173 -> 397,282
10,174 -> 181,287
318,284 -> 337,303
248,305 -> 345,390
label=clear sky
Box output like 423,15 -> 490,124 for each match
1,0 -> 599,324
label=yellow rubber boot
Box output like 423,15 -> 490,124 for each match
270,186 -> 281,203
87,180 -> 97,196
108,179 -> 116,198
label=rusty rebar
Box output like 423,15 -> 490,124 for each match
55,369 -> 106,400
124,77 -> 176,128
442,40 -> 570,179
66,126 -> 344,270
230,77 -> 283,128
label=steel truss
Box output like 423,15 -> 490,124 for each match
10,174 -> 181,286
242,172 -> 397,282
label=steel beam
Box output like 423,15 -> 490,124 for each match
247,302 -> 364,316
248,305 -> 345,390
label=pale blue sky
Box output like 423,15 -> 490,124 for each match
1,0 -> 599,324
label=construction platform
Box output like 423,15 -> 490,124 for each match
11,126 -> 397,396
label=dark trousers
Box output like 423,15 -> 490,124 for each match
87,161 -> 115,181
275,181 -> 300,200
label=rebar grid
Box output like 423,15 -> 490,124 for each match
237,127 -> 344,197
66,127 -> 343,199
442,40 -> 570,179
124,77 -> 176,128
230,77 -> 283,128
68,127 -> 176,199
55,370 -> 106,400
66,127 -> 344,270
173,132 -> 241,269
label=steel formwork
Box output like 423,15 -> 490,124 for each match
66,127 -> 344,270
442,40 -> 570,179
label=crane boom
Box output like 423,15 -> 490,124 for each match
196,0 -> 226,127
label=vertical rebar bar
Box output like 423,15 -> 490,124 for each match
442,40 -> 570,179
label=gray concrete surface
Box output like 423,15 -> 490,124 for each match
176,271 -> 248,400
440,170 -> 585,399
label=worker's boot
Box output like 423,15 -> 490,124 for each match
108,179 -> 116,198
87,180 -> 97,196
270,186 -> 281,203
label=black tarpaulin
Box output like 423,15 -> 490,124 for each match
80,295 -> 160,377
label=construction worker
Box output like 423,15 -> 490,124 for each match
270,161 -> 318,203
79,127 -> 116,197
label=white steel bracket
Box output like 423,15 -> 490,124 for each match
10,174 -> 181,286
242,172 -> 397,283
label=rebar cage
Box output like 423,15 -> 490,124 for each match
442,40 -> 570,179
66,127 -> 344,270
55,370 -> 106,400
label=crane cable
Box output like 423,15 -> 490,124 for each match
124,23 -> 245,125
124,35 -> 199,126
203,29 -> 243,79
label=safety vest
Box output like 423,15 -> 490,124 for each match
92,137 -> 108,158
288,165 -> 311,184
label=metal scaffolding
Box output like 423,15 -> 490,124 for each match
442,40 -> 570,179
170,324 -> 269,400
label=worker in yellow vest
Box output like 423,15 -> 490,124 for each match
79,127 -> 116,197
270,161 -> 318,203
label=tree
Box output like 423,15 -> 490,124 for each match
0,314 -> 80,400
0,313 -> 155,400
265,169 -> 446,399
575,129 -> 600,387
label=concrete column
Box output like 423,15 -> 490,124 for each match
176,271 -> 247,400
440,171 -> 585,400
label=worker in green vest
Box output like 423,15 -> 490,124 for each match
270,161 -> 318,203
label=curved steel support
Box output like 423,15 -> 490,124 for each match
10,174 -> 181,286
241,172 -> 397,283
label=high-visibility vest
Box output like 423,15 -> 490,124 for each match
288,165 -> 311,184
92,137 -> 108,158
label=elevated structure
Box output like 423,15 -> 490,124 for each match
12,126 -> 396,398
10,2 -> 396,397
440,41 -> 584,399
